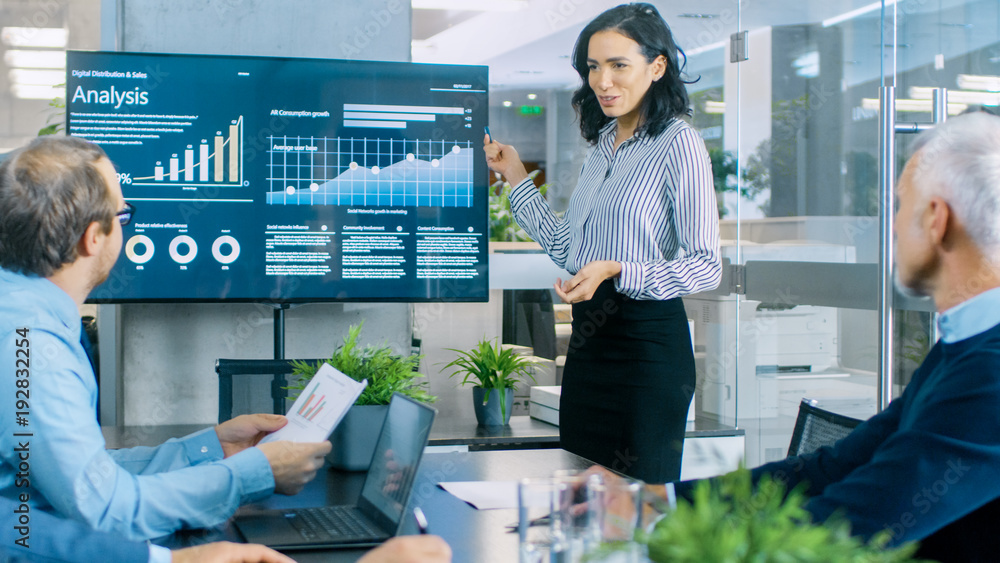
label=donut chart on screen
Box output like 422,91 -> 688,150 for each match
168,236 -> 198,264
212,235 -> 240,264
125,235 -> 155,264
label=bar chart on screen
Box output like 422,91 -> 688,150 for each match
130,115 -> 245,188
266,135 -> 474,208
71,109 -> 247,191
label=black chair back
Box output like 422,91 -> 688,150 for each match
216,358 -> 324,423
787,398 -> 863,457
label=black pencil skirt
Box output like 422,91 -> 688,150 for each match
559,279 -> 695,483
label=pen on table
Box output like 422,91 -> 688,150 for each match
413,506 -> 429,534
505,514 -> 550,532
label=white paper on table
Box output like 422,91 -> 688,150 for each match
438,481 -> 522,510
258,363 -> 367,444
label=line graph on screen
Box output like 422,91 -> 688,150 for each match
266,136 -> 474,208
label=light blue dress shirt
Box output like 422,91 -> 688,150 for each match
149,545 -> 172,563
0,268 -> 275,542
0,492 -> 170,562
936,286 -> 1000,343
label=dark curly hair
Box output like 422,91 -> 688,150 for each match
571,3 -> 696,144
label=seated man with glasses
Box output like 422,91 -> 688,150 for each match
0,137 -> 336,544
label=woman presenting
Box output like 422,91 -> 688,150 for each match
484,3 -> 721,482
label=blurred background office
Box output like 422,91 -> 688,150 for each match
1,0 -> 997,470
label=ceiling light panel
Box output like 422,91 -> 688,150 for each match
703,101 -> 726,114
412,0 -> 526,11
1,27 -> 68,48
909,86 -> 1000,106
4,49 -> 66,69
11,84 -> 65,100
822,0 -> 899,28
956,74 -> 1000,92
861,97 -> 968,114
9,68 -> 65,86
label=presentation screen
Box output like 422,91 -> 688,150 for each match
66,50 -> 489,303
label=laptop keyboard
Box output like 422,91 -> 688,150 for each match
291,506 -> 383,541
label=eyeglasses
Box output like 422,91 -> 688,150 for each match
116,202 -> 135,226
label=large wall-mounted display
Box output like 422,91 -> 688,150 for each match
67,51 -> 489,302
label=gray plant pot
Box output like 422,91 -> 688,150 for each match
473,386 -> 514,426
327,404 -> 388,471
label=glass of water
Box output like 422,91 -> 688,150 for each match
551,469 -> 604,560
518,477 -> 572,563
589,477 -> 645,563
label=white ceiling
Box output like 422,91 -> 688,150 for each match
412,0 -> 997,92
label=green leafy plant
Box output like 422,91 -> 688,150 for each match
898,311 -> 931,383
708,146 -> 738,218
489,169 -> 551,242
37,92 -> 66,136
287,322 -> 435,406
709,146 -> 772,218
642,468 -> 923,563
443,338 -> 538,422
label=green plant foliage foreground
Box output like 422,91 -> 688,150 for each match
644,468 -> 925,563
443,338 -> 538,422
287,323 -> 435,406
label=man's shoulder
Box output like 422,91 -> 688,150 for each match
1,268 -> 51,303
933,323 -> 1000,385
0,269 -> 75,334
950,321 -> 1000,354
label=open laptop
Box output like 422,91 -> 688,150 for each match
234,393 -> 437,549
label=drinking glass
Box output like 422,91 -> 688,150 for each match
518,477 -> 571,563
551,469 -> 604,560
590,477 -> 644,563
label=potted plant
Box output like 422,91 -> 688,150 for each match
444,338 -> 538,426
639,468 -> 922,562
287,322 -> 435,471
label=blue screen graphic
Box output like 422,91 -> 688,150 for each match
67,51 -> 489,302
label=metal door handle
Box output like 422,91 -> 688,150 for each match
895,88 -> 948,133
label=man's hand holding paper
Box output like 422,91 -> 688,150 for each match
259,363 -> 368,444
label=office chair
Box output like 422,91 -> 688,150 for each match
216,358 -> 324,423
786,398 -> 863,457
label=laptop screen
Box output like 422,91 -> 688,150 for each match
357,394 -> 436,531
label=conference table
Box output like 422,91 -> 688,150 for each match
102,415 -> 740,561
156,448 -> 594,562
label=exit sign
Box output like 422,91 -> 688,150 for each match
518,105 -> 544,116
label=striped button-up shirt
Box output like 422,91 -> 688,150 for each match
508,117 -> 721,301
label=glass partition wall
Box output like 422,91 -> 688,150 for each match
683,1 -> 885,467
482,0 -> 998,469
891,0 -> 1000,395
710,1 -> 889,467
702,0 -> 1000,467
